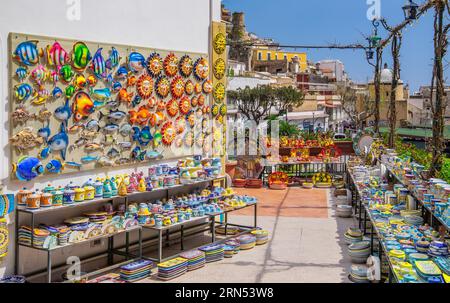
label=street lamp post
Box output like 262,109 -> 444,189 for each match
402,0 -> 419,20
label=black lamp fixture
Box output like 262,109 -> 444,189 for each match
402,0 -> 419,20
368,20 -> 382,48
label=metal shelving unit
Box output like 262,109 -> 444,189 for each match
15,176 -> 227,283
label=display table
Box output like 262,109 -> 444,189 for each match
15,176 -> 226,283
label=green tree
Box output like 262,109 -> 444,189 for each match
274,86 -> 304,120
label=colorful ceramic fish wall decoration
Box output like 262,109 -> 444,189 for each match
71,41 -> 91,71
12,156 -> 44,181
13,40 -> 43,66
47,123 -> 69,160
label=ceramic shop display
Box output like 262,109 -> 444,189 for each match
348,264 -> 370,283
0,275 -> 26,283
119,259 -> 153,282
237,235 -> 257,251
179,250 -> 206,271
8,33 -> 216,180
157,257 -> 188,281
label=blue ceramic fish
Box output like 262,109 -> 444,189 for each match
52,87 -> 63,99
107,147 -> 120,158
15,67 -> 28,82
37,123 -> 51,142
38,147 -> 51,159
90,87 -> 111,101
132,126 -> 152,146
85,119 -> 100,132
81,155 -> 99,163
46,159 -> 64,173
116,66 -> 128,79
131,146 -> 141,160
90,48 -> 107,79
118,141 -> 132,149
127,52 -> 146,73
65,161 -> 82,168
106,47 -> 120,69
104,123 -> 119,133
106,100 -> 120,109
147,150 -> 163,159
119,123 -> 132,136
14,83 -> 34,101
112,81 -> 122,92
99,109 -> 127,122
47,123 -> 69,160
12,156 -> 44,181
138,151 -> 147,162
54,99 -> 72,125
13,40 -> 43,66
132,95 -> 142,107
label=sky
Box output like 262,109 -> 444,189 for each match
222,0 -> 438,93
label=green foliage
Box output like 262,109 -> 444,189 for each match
438,158 -> 450,183
279,121 -> 301,137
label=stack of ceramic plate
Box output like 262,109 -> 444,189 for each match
216,225 -> 240,235
223,245 -> 236,258
415,241 -> 430,253
0,275 -> 26,283
408,252 -> 429,263
199,244 -> 225,263
84,212 -> 108,223
57,226 -> 71,246
18,226 -> 50,248
434,256 -> 450,276
344,228 -> 363,245
348,241 -> 371,264
179,250 -> 206,271
414,260 -> 443,283
251,230 -> 269,245
225,239 -> 240,254
348,264 -> 370,283
336,205 -> 353,218
428,241 -> 449,257
403,215 -> 424,226
157,257 -> 188,281
120,259 -> 153,282
238,235 -> 257,250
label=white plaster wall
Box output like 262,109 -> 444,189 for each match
0,0 -> 221,278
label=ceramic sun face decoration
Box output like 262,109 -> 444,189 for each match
193,57 -> 209,81
187,111 -> 196,128
203,80 -> 213,94
166,99 -> 179,117
213,33 -> 226,55
179,55 -> 193,77
197,94 -> 205,106
161,121 -> 176,146
213,58 -> 226,80
185,131 -> 194,147
171,76 -> 185,99
194,82 -> 202,94
213,82 -> 225,104
147,52 -> 163,77
155,76 -> 170,99
163,53 -> 179,77
185,80 -> 194,95
179,96 -> 191,115
136,73 -> 154,99
175,116 -> 186,134
191,96 -> 198,108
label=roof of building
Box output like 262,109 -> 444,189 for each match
286,111 -> 329,120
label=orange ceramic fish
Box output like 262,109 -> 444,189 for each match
72,91 -> 94,121
127,75 -> 137,87
118,88 -> 134,103
129,106 -> 151,125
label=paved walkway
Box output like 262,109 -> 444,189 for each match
140,187 -> 356,283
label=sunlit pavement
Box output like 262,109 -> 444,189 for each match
138,188 -> 357,283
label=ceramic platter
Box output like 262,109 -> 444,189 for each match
8,33 -> 213,180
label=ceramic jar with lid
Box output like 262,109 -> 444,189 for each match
17,188 -> 32,206
52,187 -> 63,206
63,188 -> 75,205
103,180 -> 112,198
94,180 -> 103,198
84,186 -> 95,200
40,192 -> 53,207
74,188 -> 85,202
26,192 -> 41,209
43,184 -> 55,194
110,177 -> 118,196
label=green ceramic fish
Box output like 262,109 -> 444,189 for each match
71,42 -> 91,71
